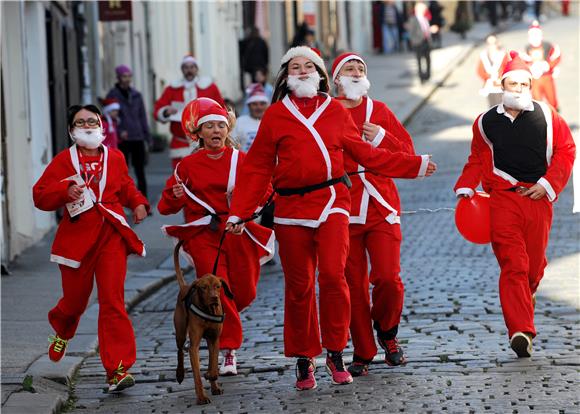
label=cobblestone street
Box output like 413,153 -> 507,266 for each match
67,17 -> 579,414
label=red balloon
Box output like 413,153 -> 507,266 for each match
455,192 -> 491,244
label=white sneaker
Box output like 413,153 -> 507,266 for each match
510,332 -> 532,358
219,349 -> 237,376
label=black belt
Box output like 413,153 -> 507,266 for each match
276,174 -> 352,197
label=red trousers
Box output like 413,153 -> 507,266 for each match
490,190 -> 553,338
275,214 -> 351,358
48,222 -> 136,378
531,74 -> 559,110
345,203 -> 404,361
184,229 -> 243,350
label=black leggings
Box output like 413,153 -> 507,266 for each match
119,140 -> 147,197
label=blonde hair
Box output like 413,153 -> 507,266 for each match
193,109 -> 239,149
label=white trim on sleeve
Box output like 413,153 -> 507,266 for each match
537,177 -> 556,202
455,187 -> 475,198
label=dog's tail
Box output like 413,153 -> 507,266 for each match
174,240 -> 187,290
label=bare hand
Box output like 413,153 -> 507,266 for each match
133,204 -> 148,224
425,158 -> 437,177
522,184 -> 547,200
362,122 -> 381,142
172,184 -> 184,198
165,107 -> 179,116
67,184 -> 85,201
457,193 -> 470,199
225,221 -> 245,235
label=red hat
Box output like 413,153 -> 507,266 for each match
501,51 -> 532,82
246,83 -> 270,105
181,98 -> 228,140
102,98 -> 120,113
280,46 -> 326,73
331,53 -> 367,81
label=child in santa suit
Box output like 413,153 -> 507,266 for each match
331,53 -> 416,377
33,104 -> 149,393
454,52 -> 575,358
225,46 -> 437,390
101,98 -> 120,149
158,97 -> 274,376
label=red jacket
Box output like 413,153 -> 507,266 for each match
343,97 -> 415,224
522,42 -> 561,79
33,145 -> 149,268
228,94 -> 430,228
454,102 -> 575,202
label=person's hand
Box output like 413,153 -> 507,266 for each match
119,131 -> 128,141
225,221 -> 245,235
133,204 -> 148,224
425,157 -> 437,177
164,107 -> 179,116
172,183 -> 184,198
430,25 -> 439,34
522,184 -> 547,200
457,193 -> 471,199
362,122 -> 381,142
68,184 -> 85,201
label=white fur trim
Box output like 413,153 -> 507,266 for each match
50,254 -> 81,269
246,94 -> 269,104
196,76 -> 214,90
281,46 -> 325,72
537,177 -> 556,202
332,54 -> 367,80
197,114 -> 227,127
501,69 -> 532,82
169,147 -> 193,159
156,106 -> 172,122
370,127 -> 386,147
226,215 -> 242,224
455,187 -> 475,198
417,155 -> 430,178
182,55 -> 197,66
103,102 -> 120,113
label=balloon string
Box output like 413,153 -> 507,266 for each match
402,207 -> 456,215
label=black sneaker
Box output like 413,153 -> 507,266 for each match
348,361 -> 369,377
378,337 -> 407,366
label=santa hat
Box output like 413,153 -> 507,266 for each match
102,98 -> 120,114
501,51 -> 532,82
280,46 -> 326,73
246,84 -> 270,105
181,97 -> 228,140
331,52 -> 367,81
181,54 -> 198,67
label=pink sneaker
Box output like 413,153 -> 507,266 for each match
295,357 -> 317,390
325,351 -> 353,385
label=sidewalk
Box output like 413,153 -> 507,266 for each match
1,22 -> 498,414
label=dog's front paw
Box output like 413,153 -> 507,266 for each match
176,367 -> 184,384
211,386 -> 223,396
196,394 -> 211,405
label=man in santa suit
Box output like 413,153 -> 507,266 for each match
331,52 -> 416,377
454,51 -> 575,358
154,55 -> 225,167
521,21 -> 561,111
476,35 -> 509,107
225,46 -> 437,390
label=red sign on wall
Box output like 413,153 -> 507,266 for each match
99,1 -> 133,22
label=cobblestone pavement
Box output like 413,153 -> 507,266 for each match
68,17 -> 579,414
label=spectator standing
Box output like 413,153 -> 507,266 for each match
381,1 -> 400,54
106,65 -> 150,197
428,1 -> 445,48
241,27 -> 269,84
407,2 -> 432,83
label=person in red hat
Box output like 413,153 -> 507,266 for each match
158,97 -> 274,376
233,84 -> 270,152
521,21 -> 561,111
154,55 -> 225,168
224,46 -> 437,390
454,51 -> 575,358
101,98 -> 121,149
33,104 -> 150,393
330,52 -> 417,377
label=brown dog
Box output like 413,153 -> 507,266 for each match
173,240 -> 234,405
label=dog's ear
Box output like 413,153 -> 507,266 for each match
220,278 -> 234,299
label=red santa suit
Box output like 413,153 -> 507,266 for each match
340,96 -> 416,362
522,22 -> 561,110
477,48 -> 508,107
158,146 -> 274,350
33,144 -> 149,378
454,97 -> 575,338
227,91 -> 430,358
154,76 -> 224,168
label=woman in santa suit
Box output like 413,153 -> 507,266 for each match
33,104 -> 149,393
225,46 -> 437,390
158,97 -> 274,376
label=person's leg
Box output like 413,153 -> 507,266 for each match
344,224 -> 376,363
118,141 -> 131,168
382,24 -> 391,53
93,224 -> 136,378
425,43 -> 432,80
415,47 -> 424,80
131,141 -> 148,197
524,198 -> 553,296
389,25 -> 400,52
275,224 -> 320,358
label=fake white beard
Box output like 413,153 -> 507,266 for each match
338,76 -> 371,100
502,91 -> 533,110
71,128 -> 105,149
287,72 -> 321,98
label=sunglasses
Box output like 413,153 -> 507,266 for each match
73,118 -> 100,128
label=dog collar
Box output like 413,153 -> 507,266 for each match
187,301 -> 225,323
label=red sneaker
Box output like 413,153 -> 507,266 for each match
295,357 -> 317,390
48,335 -> 68,362
108,363 -> 135,393
325,351 -> 353,385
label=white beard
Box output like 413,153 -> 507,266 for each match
338,76 -> 371,100
287,72 -> 321,98
71,128 -> 105,149
502,91 -> 533,110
